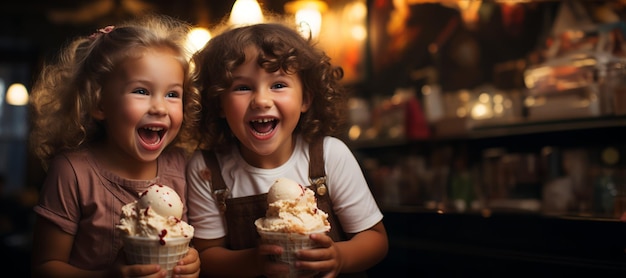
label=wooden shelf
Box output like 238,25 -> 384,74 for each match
468,116 -> 626,139
348,115 -> 626,150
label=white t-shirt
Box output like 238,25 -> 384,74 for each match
186,136 -> 383,240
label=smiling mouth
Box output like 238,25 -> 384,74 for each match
250,118 -> 277,135
138,126 -> 165,145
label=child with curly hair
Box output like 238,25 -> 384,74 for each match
186,21 -> 388,277
29,14 -> 201,277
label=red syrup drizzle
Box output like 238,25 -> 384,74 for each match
140,189 -> 149,198
159,229 -> 167,245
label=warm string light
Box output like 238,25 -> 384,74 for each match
345,1 -> 367,41
186,27 -> 212,54
230,0 -> 264,26
285,0 -> 328,39
6,83 -> 28,106
296,8 -> 322,39
457,0 -> 482,29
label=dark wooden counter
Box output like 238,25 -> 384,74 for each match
366,209 -> 626,277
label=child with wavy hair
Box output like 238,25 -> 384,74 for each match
30,14 -> 201,277
186,21 -> 388,277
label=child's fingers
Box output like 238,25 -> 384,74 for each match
173,264 -> 200,277
294,257 -> 334,276
172,247 -> 200,275
257,243 -> 284,256
179,247 -> 199,264
296,246 -> 331,261
121,264 -> 164,278
308,232 -> 333,247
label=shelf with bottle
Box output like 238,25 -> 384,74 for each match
346,77 -> 626,151
468,115 -> 626,139
347,114 -> 626,151
349,115 -> 626,221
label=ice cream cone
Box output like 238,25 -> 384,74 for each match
122,235 -> 191,278
256,222 -> 327,278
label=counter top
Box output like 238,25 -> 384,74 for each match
367,209 -> 626,277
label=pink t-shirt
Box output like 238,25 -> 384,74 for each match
33,147 -> 187,270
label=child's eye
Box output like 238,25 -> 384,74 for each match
272,83 -> 287,89
233,85 -> 251,92
132,88 -> 149,95
166,91 -> 181,98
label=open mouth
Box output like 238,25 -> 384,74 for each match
138,126 -> 165,145
250,118 -> 278,135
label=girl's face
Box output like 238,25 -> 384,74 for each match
220,47 -> 310,168
94,47 -> 184,167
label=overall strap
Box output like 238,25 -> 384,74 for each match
308,138 -> 347,242
201,150 -> 265,250
201,150 -> 229,213
309,138 -> 326,184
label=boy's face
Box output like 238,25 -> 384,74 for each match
93,48 -> 184,166
220,46 -> 310,168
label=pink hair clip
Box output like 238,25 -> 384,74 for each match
98,25 -> 115,34
89,25 -> 115,40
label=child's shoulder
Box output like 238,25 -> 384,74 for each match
50,147 -> 91,164
320,136 -> 349,150
45,148 -> 95,178
318,136 -> 355,161
300,135 -> 349,152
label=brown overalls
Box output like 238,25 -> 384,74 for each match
201,139 -> 367,277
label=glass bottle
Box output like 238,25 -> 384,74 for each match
593,147 -> 620,218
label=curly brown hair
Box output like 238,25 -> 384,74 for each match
192,21 -> 348,151
29,13 -> 201,168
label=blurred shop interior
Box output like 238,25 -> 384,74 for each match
1,0 -> 626,276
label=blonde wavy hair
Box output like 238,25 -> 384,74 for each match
29,13 -> 201,168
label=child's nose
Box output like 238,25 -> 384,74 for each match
149,97 -> 167,115
251,89 -> 272,109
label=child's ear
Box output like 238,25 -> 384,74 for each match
91,104 -> 106,120
301,92 -> 312,113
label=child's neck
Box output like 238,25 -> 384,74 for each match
91,143 -> 158,180
109,160 -> 158,180
238,136 -> 297,169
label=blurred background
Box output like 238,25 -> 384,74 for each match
1,0 -> 626,276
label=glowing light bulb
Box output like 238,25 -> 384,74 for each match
230,0 -> 264,26
186,27 -> 211,54
6,83 -> 28,106
296,8 -> 322,38
285,1 -> 328,39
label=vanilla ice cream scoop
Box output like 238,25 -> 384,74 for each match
117,183 -> 193,241
267,177 -> 305,203
138,184 -> 184,219
256,177 -> 330,234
